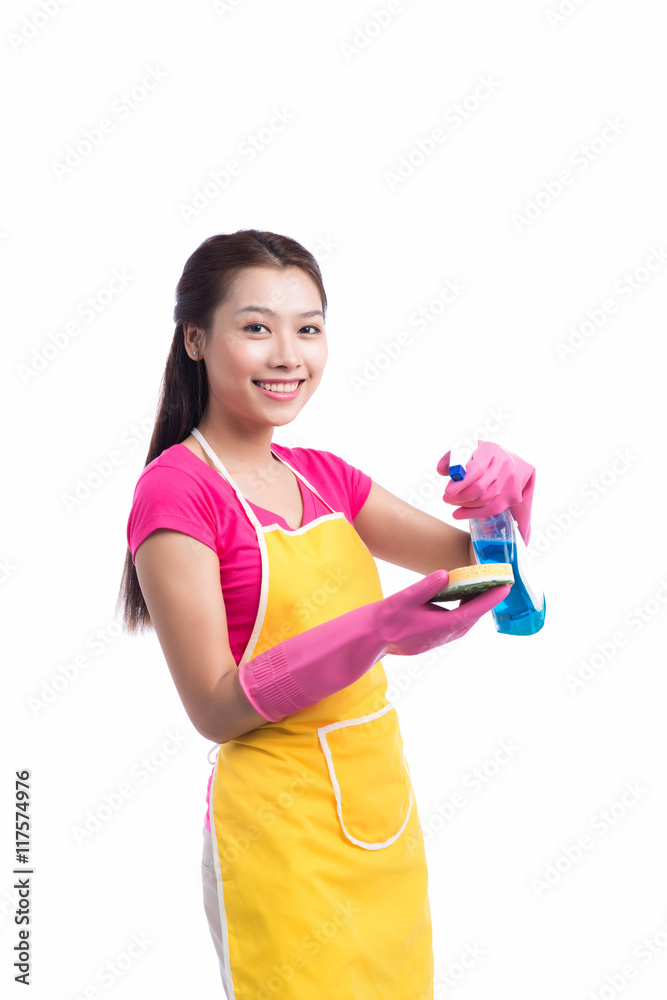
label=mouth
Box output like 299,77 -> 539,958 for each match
252,379 -> 305,399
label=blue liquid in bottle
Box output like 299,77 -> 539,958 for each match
469,510 -> 546,636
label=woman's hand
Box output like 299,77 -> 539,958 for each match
436,442 -> 536,545
376,569 -> 512,656
239,569 -> 512,721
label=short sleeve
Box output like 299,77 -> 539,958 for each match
126,464 -> 218,564
339,456 -> 372,520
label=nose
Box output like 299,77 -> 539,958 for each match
267,330 -> 304,372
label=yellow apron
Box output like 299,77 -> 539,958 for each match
195,429 -> 433,1000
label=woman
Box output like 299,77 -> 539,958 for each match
117,230 -> 535,999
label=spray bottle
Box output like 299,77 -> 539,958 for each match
448,442 -> 546,636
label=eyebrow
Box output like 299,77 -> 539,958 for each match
233,305 -> 324,319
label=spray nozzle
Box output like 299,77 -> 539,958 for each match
448,441 -> 476,482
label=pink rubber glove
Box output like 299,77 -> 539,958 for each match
238,570 -> 511,722
437,442 -> 536,545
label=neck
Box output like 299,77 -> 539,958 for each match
195,417 -> 279,475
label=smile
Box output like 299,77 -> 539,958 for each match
252,380 -> 305,399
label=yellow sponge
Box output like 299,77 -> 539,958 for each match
430,563 -> 514,602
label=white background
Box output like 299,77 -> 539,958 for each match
2,0 -> 666,997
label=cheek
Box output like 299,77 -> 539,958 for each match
313,340 -> 328,367
226,341 -> 265,371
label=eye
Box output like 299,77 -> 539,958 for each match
243,323 -> 323,334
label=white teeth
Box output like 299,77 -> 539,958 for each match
256,381 -> 300,392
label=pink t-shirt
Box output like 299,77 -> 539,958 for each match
126,441 -> 373,829
126,442 -> 372,660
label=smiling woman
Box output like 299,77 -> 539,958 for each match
115,229 -> 510,999
181,265 -> 327,441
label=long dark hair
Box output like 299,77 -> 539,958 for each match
115,229 -> 328,634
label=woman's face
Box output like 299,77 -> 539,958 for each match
200,266 -> 328,431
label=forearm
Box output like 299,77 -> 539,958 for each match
205,600 -> 389,739
205,565 -> 511,740
353,482 -> 478,576
204,667 -> 272,744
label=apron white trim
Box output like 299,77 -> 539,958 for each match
205,785 -> 235,998
192,428 -> 400,991
317,703 -> 415,850
261,511 -> 343,535
191,428 -> 344,665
